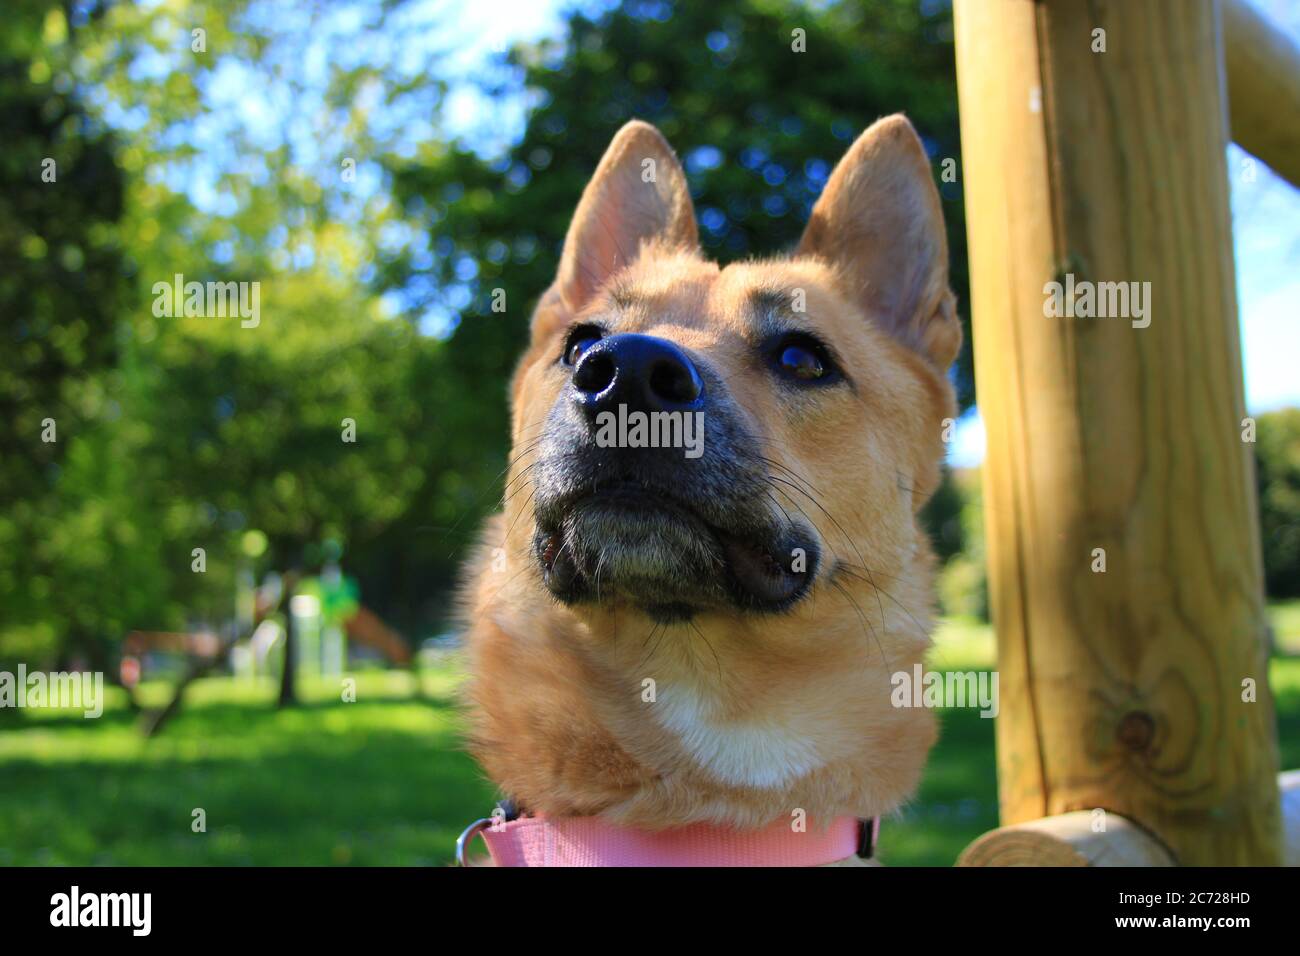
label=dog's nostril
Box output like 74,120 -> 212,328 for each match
573,352 -> 616,396
570,333 -> 704,414
649,358 -> 702,405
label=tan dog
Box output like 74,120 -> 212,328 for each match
459,114 -> 960,864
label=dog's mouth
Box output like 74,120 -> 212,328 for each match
533,481 -> 817,620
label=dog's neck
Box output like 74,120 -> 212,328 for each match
464,533 -> 938,831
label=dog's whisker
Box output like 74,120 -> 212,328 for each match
636,620 -> 667,673
593,549 -> 609,604
501,486 -> 539,544
762,472 -> 892,635
830,578 -> 894,676
501,460 -> 542,503
688,619 -> 726,689
764,478 -> 840,568
759,435 -> 923,498
833,564 -> 933,644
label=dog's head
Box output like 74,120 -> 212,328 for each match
508,115 -> 959,625
473,116 -> 959,825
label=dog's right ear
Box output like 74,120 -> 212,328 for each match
550,121 -> 698,318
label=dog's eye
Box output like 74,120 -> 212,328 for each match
780,344 -> 824,379
770,334 -> 837,383
562,325 -> 603,366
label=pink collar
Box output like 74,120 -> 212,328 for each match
458,813 -> 877,867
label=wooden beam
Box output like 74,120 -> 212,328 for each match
962,771 -> 1300,865
957,811 -> 1174,867
1224,0 -> 1300,188
953,0 -> 1282,865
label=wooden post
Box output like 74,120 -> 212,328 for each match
953,0 -> 1282,864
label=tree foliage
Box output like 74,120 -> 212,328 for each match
0,0 -> 135,670
1257,408 -> 1300,598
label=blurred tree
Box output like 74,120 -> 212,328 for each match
67,0 -> 459,705
1256,408 -> 1300,598
922,467 -> 966,564
936,467 -> 987,622
131,273 -> 434,705
69,0 -> 483,658
0,0 -> 158,683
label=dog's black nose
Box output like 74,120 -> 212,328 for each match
571,333 -> 704,417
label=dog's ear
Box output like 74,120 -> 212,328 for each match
553,120 -> 698,315
796,114 -> 960,369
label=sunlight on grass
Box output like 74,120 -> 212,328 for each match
929,615 -> 995,670
1272,599 -> 1300,654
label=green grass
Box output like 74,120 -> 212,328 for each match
0,667 -> 496,866
2,629 -> 1298,867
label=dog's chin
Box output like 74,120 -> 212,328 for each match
533,489 -> 817,621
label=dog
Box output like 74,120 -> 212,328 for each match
458,114 -> 961,866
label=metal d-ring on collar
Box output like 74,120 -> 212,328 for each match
456,798 -> 520,866
455,817 -> 494,867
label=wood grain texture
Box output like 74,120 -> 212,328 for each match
953,0 -> 1281,865
1224,0 -> 1300,187
957,810 -> 1175,867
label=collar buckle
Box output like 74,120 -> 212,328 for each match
856,817 -> 880,859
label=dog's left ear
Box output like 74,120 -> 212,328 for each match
796,114 -> 961,370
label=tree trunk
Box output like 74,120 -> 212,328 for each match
140,636 -> 237,737
277,579 -> 298,708
141,571 -> 297,737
